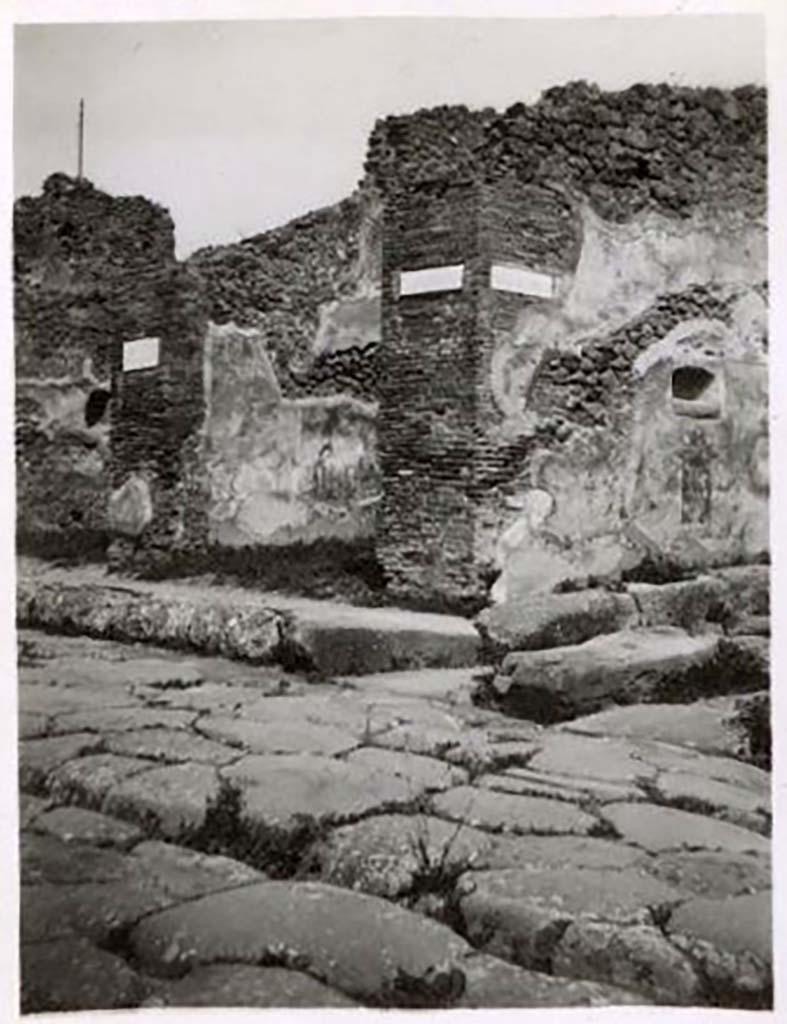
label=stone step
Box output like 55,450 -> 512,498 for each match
489,627 -> 766,723
16,560 -> 480,676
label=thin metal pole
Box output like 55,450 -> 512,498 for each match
77,99 -> 84,179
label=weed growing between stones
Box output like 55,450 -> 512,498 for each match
401,814 -> 475,933
729,693 -> 771,771
179,778 -> 326,879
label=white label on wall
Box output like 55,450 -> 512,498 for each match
399,264 -> 464,296
491,264 -> 555,298
123,337 -> 160,371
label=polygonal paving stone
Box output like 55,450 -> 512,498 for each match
632,741 -> 771,794
644,850 -> 771,898
22,656 -> 205,691
315,814 -> 494,898
104,727 -> 239,765
339,668 -> 477,703
528,732 -> 658,783
480,834 -> 648,873
346,748 -> 468,792
48,753 -> 155,807
600,802 -> 771,855
457,952 -> 647,1007
221,753 -> 416,831
21,880 -> 178,946
19,711 -> 50,739
654,771 -> 770,834
104,762 -> 221,837
133,680 -> 296,711
128,840 -> 264,901
18,685 -> 137,717
30,806 -> 144,849
19,793 -> 51,829
52,706 -> 196,735
565,698 -> 750,759
197,715 -> 358,756
666,891 -> 772,1007
432,786 -> 597,835
668,890 -> 771,963
19,733 -> 105,791
130,881 -> 472,1007
459,867 -> 684,971
21,937 -> 150,1013
145,964 -> 356,1007
553,921 -> 701,1005
477,769 -> 644,804
20,832 -> 131,885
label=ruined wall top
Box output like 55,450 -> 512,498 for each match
365,82 -> 766,222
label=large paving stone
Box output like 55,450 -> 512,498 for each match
19,711 -> 50,739
566,697 -> 752,759
146,964 -> 356,1007
476,588 -> 639,656
128,840 -> 264,900
432,786 -> 598,835
22,654 -> 206,691
47,753 -> 156,807
479,834 -> 648,872
346,748 -> 467,792
459,867 -> 684,971
315,814 -> 494,898
475,769 -> 644,804
560,696 -> 757,761
654,770 -> 770,834
104,762 -> 221,837
21,937 -> 150,1013
600,802 -> 770,855
19,733 -> 105,791
667,891 -> 772,1007
104,727 -> 239,765
221,753 -> 418,830
197,715 -> 358,756
493,627 -> 721,721
457,952 -> 647,1007
30,805 -> 144,849
52,706 -> 196,735
21,841 -> 265,946
552,921 -> 701,1005
19,793 -> 51,829
644,850 -> 771,898
130,881 -> 472,1007
339,667 -> 478,703
528,731 -> 658,783
21,832 -> 131,885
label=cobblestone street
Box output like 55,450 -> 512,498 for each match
19,627 -> 772,1011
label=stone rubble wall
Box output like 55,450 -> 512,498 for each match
14,174 -> 181,555
186,187 -> 383,403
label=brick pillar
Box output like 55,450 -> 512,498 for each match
108,265 -> 209,572
377,177 -> 581,606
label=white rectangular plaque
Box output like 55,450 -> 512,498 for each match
123,337 -> 160,371
399,264 -> 464,296
491,264 -> 555,298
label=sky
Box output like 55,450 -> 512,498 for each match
14,14 -> 766,258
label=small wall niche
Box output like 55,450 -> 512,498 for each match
399,264 -> 464,297
671,364 -> 722,419
122,337 -> 160,372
